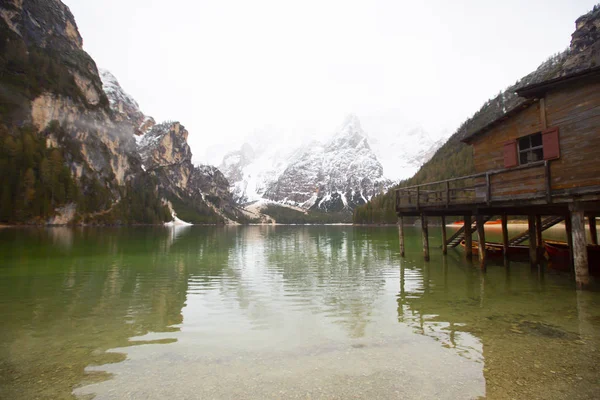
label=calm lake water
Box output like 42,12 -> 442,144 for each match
0,225 -> 599,399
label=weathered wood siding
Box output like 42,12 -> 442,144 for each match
471,103 -> 542,199
472,103 -> 541,172
545,80 -> 600,191
471,79 -> 600,199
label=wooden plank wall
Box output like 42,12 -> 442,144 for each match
472,103 -> 541,173
471,78 -> 600,198
490,166 -> 546,200
546,80 -> 600,191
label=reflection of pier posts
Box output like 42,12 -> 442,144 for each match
501,214 -> 509,263
464,214 -> 473,260
476,214 -> 486,270
535,215 -> 544,262
528,215 -> 538,267
421,214 -> 430,261
565,214 -> 574,271
570,204 -> 590,288
441,216 -> 447,255
398,216 -> 405,257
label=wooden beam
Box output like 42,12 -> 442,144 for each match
535,214 -> 544,260
570,206 -> 590,289
441,216 -> 447,255
486,173 -> 491,205
398,216 -> 405,257
476,214 -> 487,270
528,215 -> 538,266
565,214 -> 574,272
545,161 -> 552,204
421,214 -> 430,261
589,215 -> 598,245
464,215 -> 472,259
397,204 -> 571,218
501,214 -> 509,261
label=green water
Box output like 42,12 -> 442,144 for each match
0,225 -> 598,399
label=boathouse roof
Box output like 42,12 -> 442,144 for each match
461,6 -> 600,144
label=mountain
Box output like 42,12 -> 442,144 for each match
221,115 -> 396,213
265,115 -> 390,212
0,0 -> 245,225
368,127 -> 446,181
353,5 -> 600,224
99,69 -> 155,135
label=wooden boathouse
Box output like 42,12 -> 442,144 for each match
395,66 -> 600,288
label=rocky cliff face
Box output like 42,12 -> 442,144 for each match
136,120 -> 244,222
0,0 -> 105,107
100,69 -> 155,134
0,0 -> 243,225
265,115 -> 390,212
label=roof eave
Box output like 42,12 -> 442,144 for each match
461,99 -> 536,145
516,66 -> 600,98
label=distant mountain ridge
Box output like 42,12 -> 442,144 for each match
220,114 -> 443,213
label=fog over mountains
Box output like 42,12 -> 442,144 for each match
217,114 -> 447,211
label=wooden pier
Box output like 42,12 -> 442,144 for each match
396,67 -> 600,289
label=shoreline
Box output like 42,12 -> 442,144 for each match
0,221 -> 573,228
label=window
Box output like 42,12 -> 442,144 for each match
518,132 -> 543,165
503,128 -> 559,169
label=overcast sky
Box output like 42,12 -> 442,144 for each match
65,0 -> 597,165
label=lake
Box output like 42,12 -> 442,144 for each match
0,225 -> 599,399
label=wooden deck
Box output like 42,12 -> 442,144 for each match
395,160 -> 600,216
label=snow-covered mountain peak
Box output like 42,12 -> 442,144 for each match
100,68 -> 155,135
100,69 -> 140,111
340,113 -> 362,133
328,114 -> 370,151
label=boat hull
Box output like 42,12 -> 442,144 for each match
460,240 -> 530,261
544,240 -> 600,275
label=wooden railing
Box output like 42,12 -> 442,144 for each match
396,160 -> 551,210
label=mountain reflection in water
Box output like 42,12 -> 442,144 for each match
0,226 -> 598,399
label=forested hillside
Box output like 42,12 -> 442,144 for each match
354,4 -> 600,225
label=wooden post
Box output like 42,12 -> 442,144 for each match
445,181 -> 450,207
476,214 -> 486,270
535,215 -> 544,260
570,206 -> 590,289
441,216 -> 447,255
398,216 -> 405,257
528,215 -> 538,266
565,213 -> 574,271
485,173 -> 491,205
421,214 -> 430,261
589,216 -> 598,245
501,214 -> 509,261
464,215 -> 472,259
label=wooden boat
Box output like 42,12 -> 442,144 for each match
543,240 -> 600,274
485,219 -> 502,225
460,240 -> 530,260
452,219 -> 502,225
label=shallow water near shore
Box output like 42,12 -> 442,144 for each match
0,225 -> 599,399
